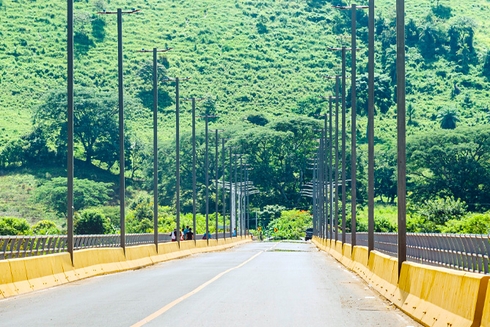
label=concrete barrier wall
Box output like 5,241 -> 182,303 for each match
313,238 -> 490,327
481,283 -> 490,327
0,236 -> 250,299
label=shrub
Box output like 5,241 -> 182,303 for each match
31,220 -> 61,235
0,217 -> 31,235
266,209 -> 311,240
442,213 -> 490,234
34,177 -> 113,215
74,209 -> 112,235
419,196 -> 467,226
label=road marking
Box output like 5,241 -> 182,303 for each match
130,250 -> 264,327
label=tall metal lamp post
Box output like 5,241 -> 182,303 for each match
67,0 -> 74,263
137,47 -> 172,252
214,129 -> 224,240
163,77 -> 190,246
97,8 -> 140,252
396,0 -> 407,278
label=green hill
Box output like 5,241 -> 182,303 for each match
1,0 -> 490,226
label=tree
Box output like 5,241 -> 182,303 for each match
34,177 -> 113,215
482,51 -> 490,79
34,87 -> 130,168
419,196 -> 467,226
74,209 -> 112,234
437,108 -> 459,129
32,220 -> 61,235
232,117 -> 321,208
0,217 -> 31,235
266,210 -> 311,240
407,127 -> 490,211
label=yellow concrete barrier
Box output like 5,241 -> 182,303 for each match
73,249 -> 104,279
97,248 -> 128,273
341,243 -> 353,269
367,251 -> 398,300
395,262 -> 489,327
329,240 -> 343,261
8,258 -> 32,295
0,260 -> 16,298
23,255 -> 60,291
351,246 -> 369,280
125,245 -> 156,269
481,283 -> 490,327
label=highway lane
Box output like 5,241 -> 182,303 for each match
0,241 -> 421,327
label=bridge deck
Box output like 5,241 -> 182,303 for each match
0,241 -> 420,327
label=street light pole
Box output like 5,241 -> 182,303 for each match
183,97 -> 205,243
229,147 -> 233,238
214,129 -> 223,240
97,8 -> 139,252
351,4 -> 358,248
329,96 -> 334,240
222,138 -> 226,240
205,114 -> 210,244
138,47 -> 172,252
368,0 -> 376,256
175,77 -> 181,246
240,156 -> 243,237
335,75 -> 340,242
67,0 -> 74,264
163,76 -> 190,246
396,0 -> 407,278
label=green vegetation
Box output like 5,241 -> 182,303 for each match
266,209 -> 311,240
1,0 -> 490,236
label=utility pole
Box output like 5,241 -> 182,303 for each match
67,0 -> 74,264
163,77 -> 190,246
214,129 -> 223,240
138,47 -> 172,251
229,148 -> 233,238
97,8 -> 140,252
368,0 -> 376,256
183,97 -> 205,243
222,138 -> 227,239
397,0 -> 407,278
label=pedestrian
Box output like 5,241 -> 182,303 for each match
186,228 -> 194,240
170,228 -> 177,242
183,225 -> 189,236
232,227 -> 237,237
202,231 -> 212,240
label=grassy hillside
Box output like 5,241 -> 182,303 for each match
0,0 -> 488,142
1,0 -> 490,222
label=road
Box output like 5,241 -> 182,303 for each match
0,241 -> 421,327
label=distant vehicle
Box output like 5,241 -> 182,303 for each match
305,228 -> 313,241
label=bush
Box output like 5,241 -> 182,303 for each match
31,220 -> 61,235
0,217 -> 31,235
34,177 -> 113,215
266,209 -> 311,240
74,209 -> 112,235
418,196 -> 467,226
442,213 -> 490,234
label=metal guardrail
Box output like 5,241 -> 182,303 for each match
338,232 -> 490,274
0,233 -> 190,260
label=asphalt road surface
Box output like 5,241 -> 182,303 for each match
0,241 -> 421,327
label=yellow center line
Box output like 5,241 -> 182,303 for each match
130,250 -> 264,327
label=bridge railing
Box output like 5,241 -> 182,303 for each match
0,233 -> 199,260
339,232 -> 490,274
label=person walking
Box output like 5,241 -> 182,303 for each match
170,229 -> 177,242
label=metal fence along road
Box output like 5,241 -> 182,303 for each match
340,232 -> 490,274
0,233 -> 182,260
